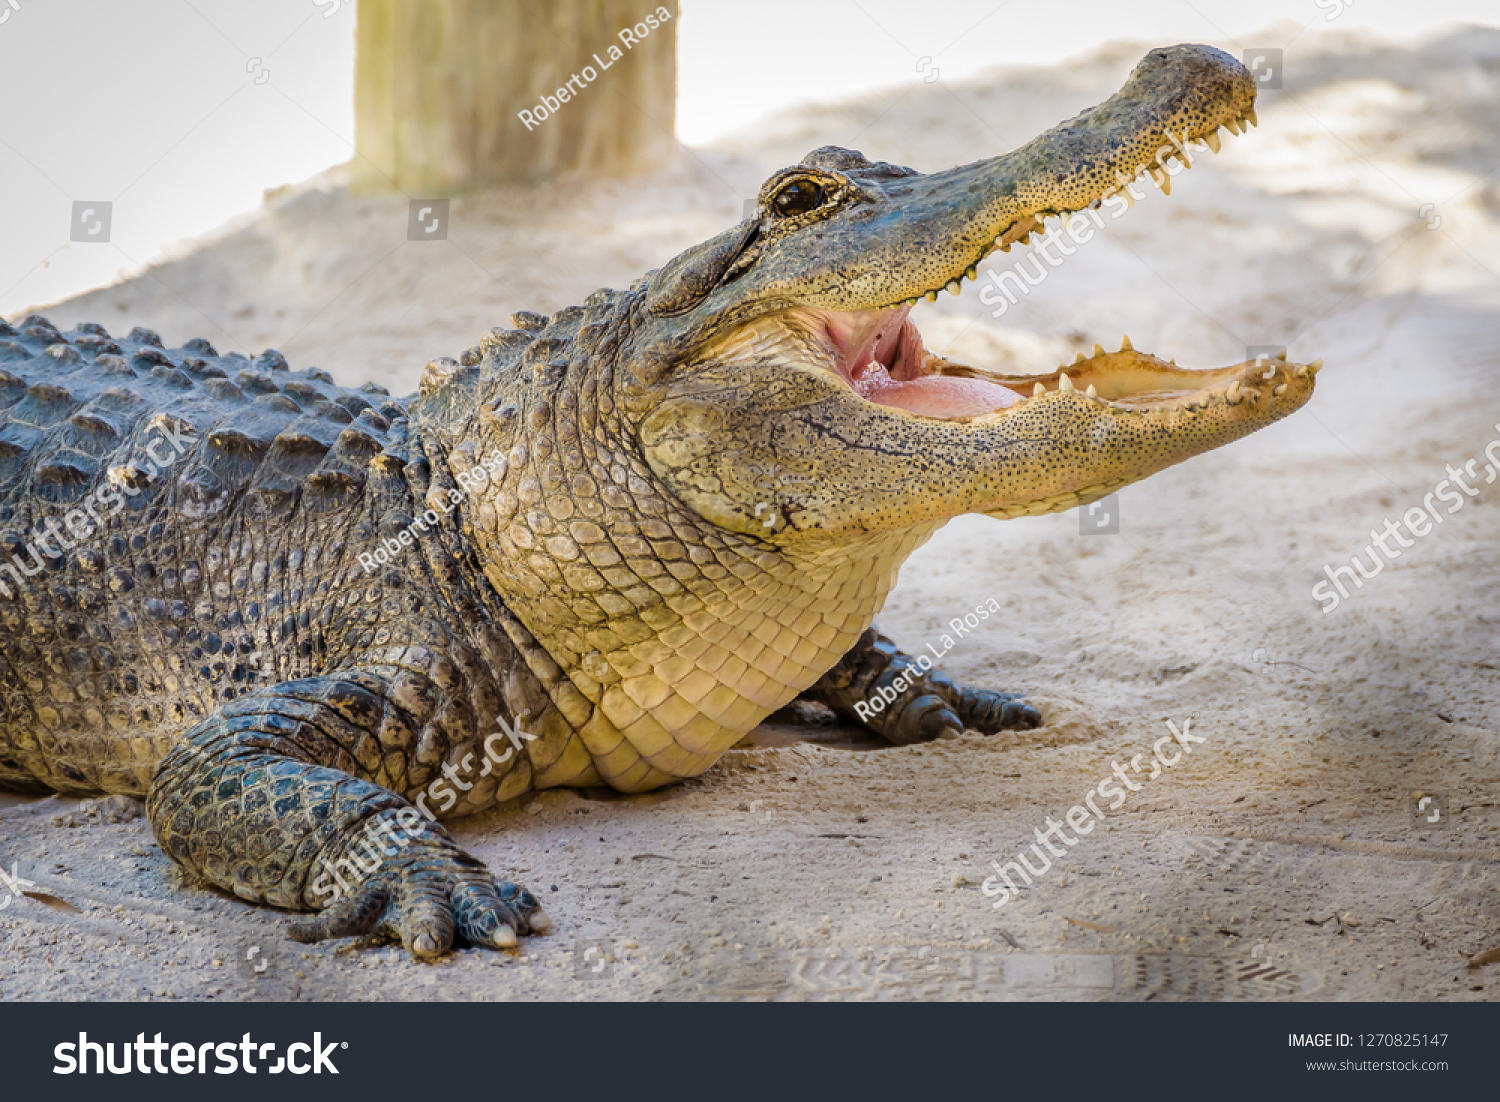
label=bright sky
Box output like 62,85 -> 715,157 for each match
677,0 -> 1499,143
0,0 -> 1494,317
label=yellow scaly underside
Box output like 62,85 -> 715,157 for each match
536,524 -> 939,792
983,478 -> 1128,519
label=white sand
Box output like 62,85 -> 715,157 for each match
2,27 -> 1497,1001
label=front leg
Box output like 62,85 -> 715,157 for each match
146,667 -> 549,959
800,628 -> 1042,745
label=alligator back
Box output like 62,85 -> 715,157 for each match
0,315 -> 413,795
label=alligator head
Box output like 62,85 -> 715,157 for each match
441,44 -> 1319,790
633,43 -> 1316,537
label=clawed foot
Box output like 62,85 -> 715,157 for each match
851,634 -> 1044,744
929,677 -> 1043,737
288,847 -> 550,960
879,685 -> 1042,744
799,628 -> 1045,746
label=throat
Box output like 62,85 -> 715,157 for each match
502,525 -> 941,792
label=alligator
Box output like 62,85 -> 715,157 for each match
0,44 -> 1316,959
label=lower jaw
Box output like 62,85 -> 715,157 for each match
817,304 -> 1320,423
849,357 -> 1022,418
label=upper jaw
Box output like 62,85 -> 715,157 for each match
718,44 -> 1259,321
702,44 -> 1268,417
874,88 -> 1262,312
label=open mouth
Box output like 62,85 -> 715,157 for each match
819,303 -> 1012,419
645,47 -> 1318,534
769,106 -> 1322,422
802,301 -> 1322,421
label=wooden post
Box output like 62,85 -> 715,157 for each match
354,0 -> 678,194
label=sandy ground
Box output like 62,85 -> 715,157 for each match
2,26 -> 1499,1001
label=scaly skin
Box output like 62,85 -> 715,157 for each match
800,629 -> 1041,746
0,45 -> 1315,958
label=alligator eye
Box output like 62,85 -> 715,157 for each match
771,179 -> 825,217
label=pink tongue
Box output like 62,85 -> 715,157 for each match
851,361 -> 1021,418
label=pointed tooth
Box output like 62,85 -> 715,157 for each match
1086,384 -> 1098,398
1226,380 -> 1241,402
1061,212 -> 1072,227
922,289 -> 937,302
1168,357 -> 1176,365
1033,382 -> 1046,398
1074,352 -> 1087,363
1275,347 -> 1287,361
1057,372 -> 1075,392
1225,119 -> 1242,136
999,243 -> 1011,253
1121,188 -> 1135,208
1151,167 -> 1171,195
946,281 -> 962,296
1273,383 -> 1287,396
1246,107 -> 1258,127
1092,343 -> 1105,358
965,265 -> 977,280
1204,130 -> 1222,154
1119,334 -> 1133,351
